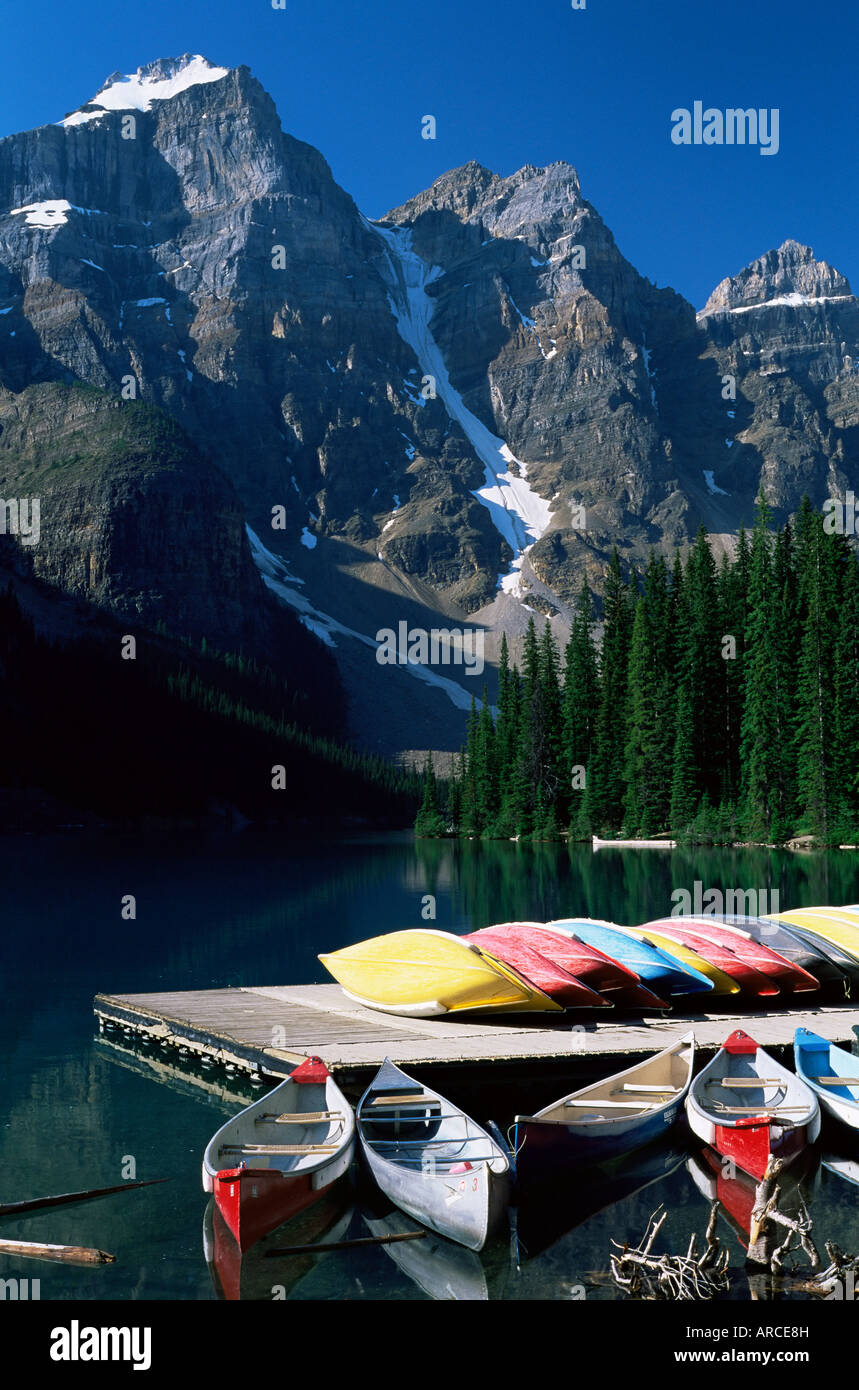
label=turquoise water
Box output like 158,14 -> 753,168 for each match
2,831 -> 859,1301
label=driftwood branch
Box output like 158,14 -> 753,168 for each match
610,1204 -> 730,1301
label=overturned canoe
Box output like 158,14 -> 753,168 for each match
714,915 -> 851,998
319,928 -> 562,1016
686,1030 -> 820,1181
522,922 -> 670,1009
622,923 -> 741,996
547,918 -> 713,997
637,919 -> 781,998
766,909 -> 859,964
661,916 -> 819,994
357,1059 -> 511,1251
462,925 -> 610,1008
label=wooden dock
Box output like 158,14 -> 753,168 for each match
94,983 -> 859,1088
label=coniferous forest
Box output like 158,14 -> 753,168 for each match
416,498 -> 859,846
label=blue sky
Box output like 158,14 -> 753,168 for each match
2,0 -> 856,308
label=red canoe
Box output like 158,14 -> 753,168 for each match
202,1056 -> 355,1251
641,920 -> 781,998
661,916 -> 819,994
492,922 -> 669,1009
686,1030 -> 821,1181
462,926 -> 610,1008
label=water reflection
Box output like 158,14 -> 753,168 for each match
2,831 -> 859,1301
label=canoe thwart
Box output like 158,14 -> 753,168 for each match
707,1077 -> 784,1087
814,1077 -> 859,1087
706,1104 -> 810,1114
365,1093 -> 438,1108
221,1143 -> 341,1155
563,1098 -> 663,1110
255,1111 -> 343,1124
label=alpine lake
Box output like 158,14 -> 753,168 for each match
3,830 -> 859,1302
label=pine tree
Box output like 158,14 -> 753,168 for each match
794,505 -> 839,838
585,549 -> 633,833
562,580 -> 600,835
669,682 -> 697,831
623,596 -> 662,834
740,495 -> 789,839
415,755 -> 445,837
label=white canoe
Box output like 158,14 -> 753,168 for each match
202,1055 -> 355,1250
357,1058 -> 510,1251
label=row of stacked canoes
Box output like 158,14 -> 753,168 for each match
318,907 -> 859,1015
201,1028 -> 859,1258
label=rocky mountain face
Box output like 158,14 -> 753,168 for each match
0,55 -> 856,753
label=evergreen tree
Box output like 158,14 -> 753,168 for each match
623,595 -> 663,835
794,505 -> 839,837
740,496 -> 790,838
669,682 -> 697,831
415,755 -> 445,837
561,582 -> 600,835
585,549 -> 633,833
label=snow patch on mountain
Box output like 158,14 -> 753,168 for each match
697,292 -> 854,321
10,199 -> 76,228
247,526 -> 475,710
61,55 -> 230,127
703,470 -> 730,496
370,221 -> 552,596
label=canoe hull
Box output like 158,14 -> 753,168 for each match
213,1156 -> 352,1253
686,1030 -> 820,1182
357,1059 -> 511,1252
516,1101 -> 684,1176
794,1028 -> 859,1132
686,1112 -> 810,1182
362,1145 -> 508,1252
515,1033 -> 695,1181
320,928 -> 560,1016
202,1058 -> 355,1252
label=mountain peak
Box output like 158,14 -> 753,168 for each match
61,54 -> 232,127
699,239 -> 852,318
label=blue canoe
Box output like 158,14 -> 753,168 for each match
794,1028 -> 859,1132
513,1032 -> 696,1178
546,919 -> 713,997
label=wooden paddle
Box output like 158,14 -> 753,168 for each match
0,1177 -> 170,1219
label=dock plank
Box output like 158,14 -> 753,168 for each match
94,984 -> 859,1078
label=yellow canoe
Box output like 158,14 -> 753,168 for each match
318,929 -> 563,1017
619,925 -> 741,996
766,909 -> 859,963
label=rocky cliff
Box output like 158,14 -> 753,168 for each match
0,55 -> 856,752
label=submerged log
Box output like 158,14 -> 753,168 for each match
0,1177 -> 169,1219
0,1237 -> 115,1266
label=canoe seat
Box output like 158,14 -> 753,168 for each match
709,1077 -> 782,1087
255,1111 -> 341,1124
366,1093 -> 434,1108
221,1143 -> 340,1155
564,1099 -> 662,1110
706,1103 -> 808,1114
815,1077 -> 859,1087
614,1085 -> 681,1094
